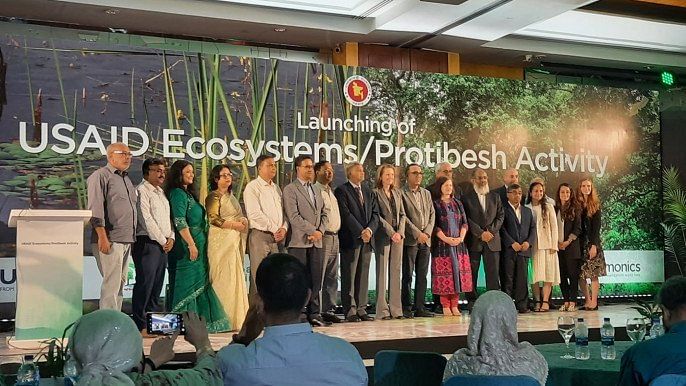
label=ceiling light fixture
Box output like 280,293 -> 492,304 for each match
274,27 -> 287,32
104,9 -> 119,15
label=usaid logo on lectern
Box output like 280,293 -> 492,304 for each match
344,75 -> 372,107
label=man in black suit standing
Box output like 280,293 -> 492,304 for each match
335,162 -> 380,322
462,168 -> 504,306
499,184 -> 536,313
491,168 -> 519,207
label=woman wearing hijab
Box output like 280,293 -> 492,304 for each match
67,309 -> 222,386
443,290 -> 548,386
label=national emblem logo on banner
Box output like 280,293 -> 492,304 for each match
343,75 -> 372,107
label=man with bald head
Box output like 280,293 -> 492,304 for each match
492,168 -> 519,207
87,142 -> 138,310
462,168 -> 504,307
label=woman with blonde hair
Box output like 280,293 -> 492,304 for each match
373,164 -> 406,319
577,178 -> 606,311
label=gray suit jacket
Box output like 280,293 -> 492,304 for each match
373,188 -> 406,246
401,186 -> 435,247
283,180 -> 328,249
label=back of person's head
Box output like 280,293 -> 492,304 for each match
256,253 -> 309,314
68,309 -> 142,385
658,276 -> 686,329
468,290 -> 519,351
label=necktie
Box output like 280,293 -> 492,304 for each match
355,186 -> 364,206
306,182 -> 315,206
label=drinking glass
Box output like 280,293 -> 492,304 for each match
626,318 -> 646,343
557,316 -> 575,359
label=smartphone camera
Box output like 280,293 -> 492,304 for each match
146,312 -> 185,335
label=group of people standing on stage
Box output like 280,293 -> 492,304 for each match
486,168 -> 606,313
87,142 -> 608,336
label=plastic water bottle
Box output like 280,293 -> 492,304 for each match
575,318 -> 590,360
600,317 -> 616,360
650,316 -> 665,339
16,354 -> 40,386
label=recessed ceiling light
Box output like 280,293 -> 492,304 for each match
274,27 -> 287,32
105,9 -> 119,15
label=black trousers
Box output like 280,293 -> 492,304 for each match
402,243 -> 430,312
289,247 -> 325,317
466,248 -> 500,303
559,253 -> 581,302
132,235 -> 168,330
340,243 -> 373,317
501,252 -> 529,311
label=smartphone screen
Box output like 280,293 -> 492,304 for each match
146,312 -> 185,335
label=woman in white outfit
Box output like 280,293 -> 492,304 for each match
526,181 -> 559,312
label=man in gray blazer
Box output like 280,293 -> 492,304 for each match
283,155 -> 329,327
401,164 -> 436,318
462,168 -> 504,307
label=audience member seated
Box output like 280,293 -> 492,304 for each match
68,310 -> 221,386
218,253 -> 367,386
618,276 -> 686,386
442,290 -> 548,386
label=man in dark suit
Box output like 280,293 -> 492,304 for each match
462,168 -> 504,306
499,183 -> 536,313
334,162 -> 380,322
491,168 -> 519,208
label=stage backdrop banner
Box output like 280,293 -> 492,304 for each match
0,31 -> 663,299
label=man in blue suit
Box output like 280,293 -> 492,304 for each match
335,162 -> 380,322
499,183 -> 536,313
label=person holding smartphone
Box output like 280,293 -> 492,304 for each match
67,310 -> 222,385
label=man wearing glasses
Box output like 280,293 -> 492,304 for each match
132,158 -> 174,332
87,142 -> 138,310
400,164 -> 435,318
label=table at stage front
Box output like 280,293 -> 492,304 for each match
537,341 -> 633,386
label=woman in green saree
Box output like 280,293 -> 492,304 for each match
165,160 -> 230,333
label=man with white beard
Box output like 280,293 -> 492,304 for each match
462,168 -> 504,308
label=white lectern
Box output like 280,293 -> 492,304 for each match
8,209 -> 91,348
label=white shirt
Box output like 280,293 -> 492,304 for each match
136,180 -> 174,246
244,176 -> 288,233
509,202 -> 522,223
315,181 -> 341,233
478,193 -> 487,212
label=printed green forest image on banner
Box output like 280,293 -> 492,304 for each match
0,33 -> 662,296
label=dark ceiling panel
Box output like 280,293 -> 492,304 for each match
582,0 -> 686,24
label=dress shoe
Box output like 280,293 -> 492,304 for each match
309,316 -> 332,327
346,315 -> 362,322
381,315 -> 393,320
394,316 -> 405,320
402,310 -> 415,319
359,314 -> 375,322
322,313 -> 344,324
414,309 -> 434,318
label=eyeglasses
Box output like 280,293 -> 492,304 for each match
112,150 -> 133,157
218,173 -> 232,179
